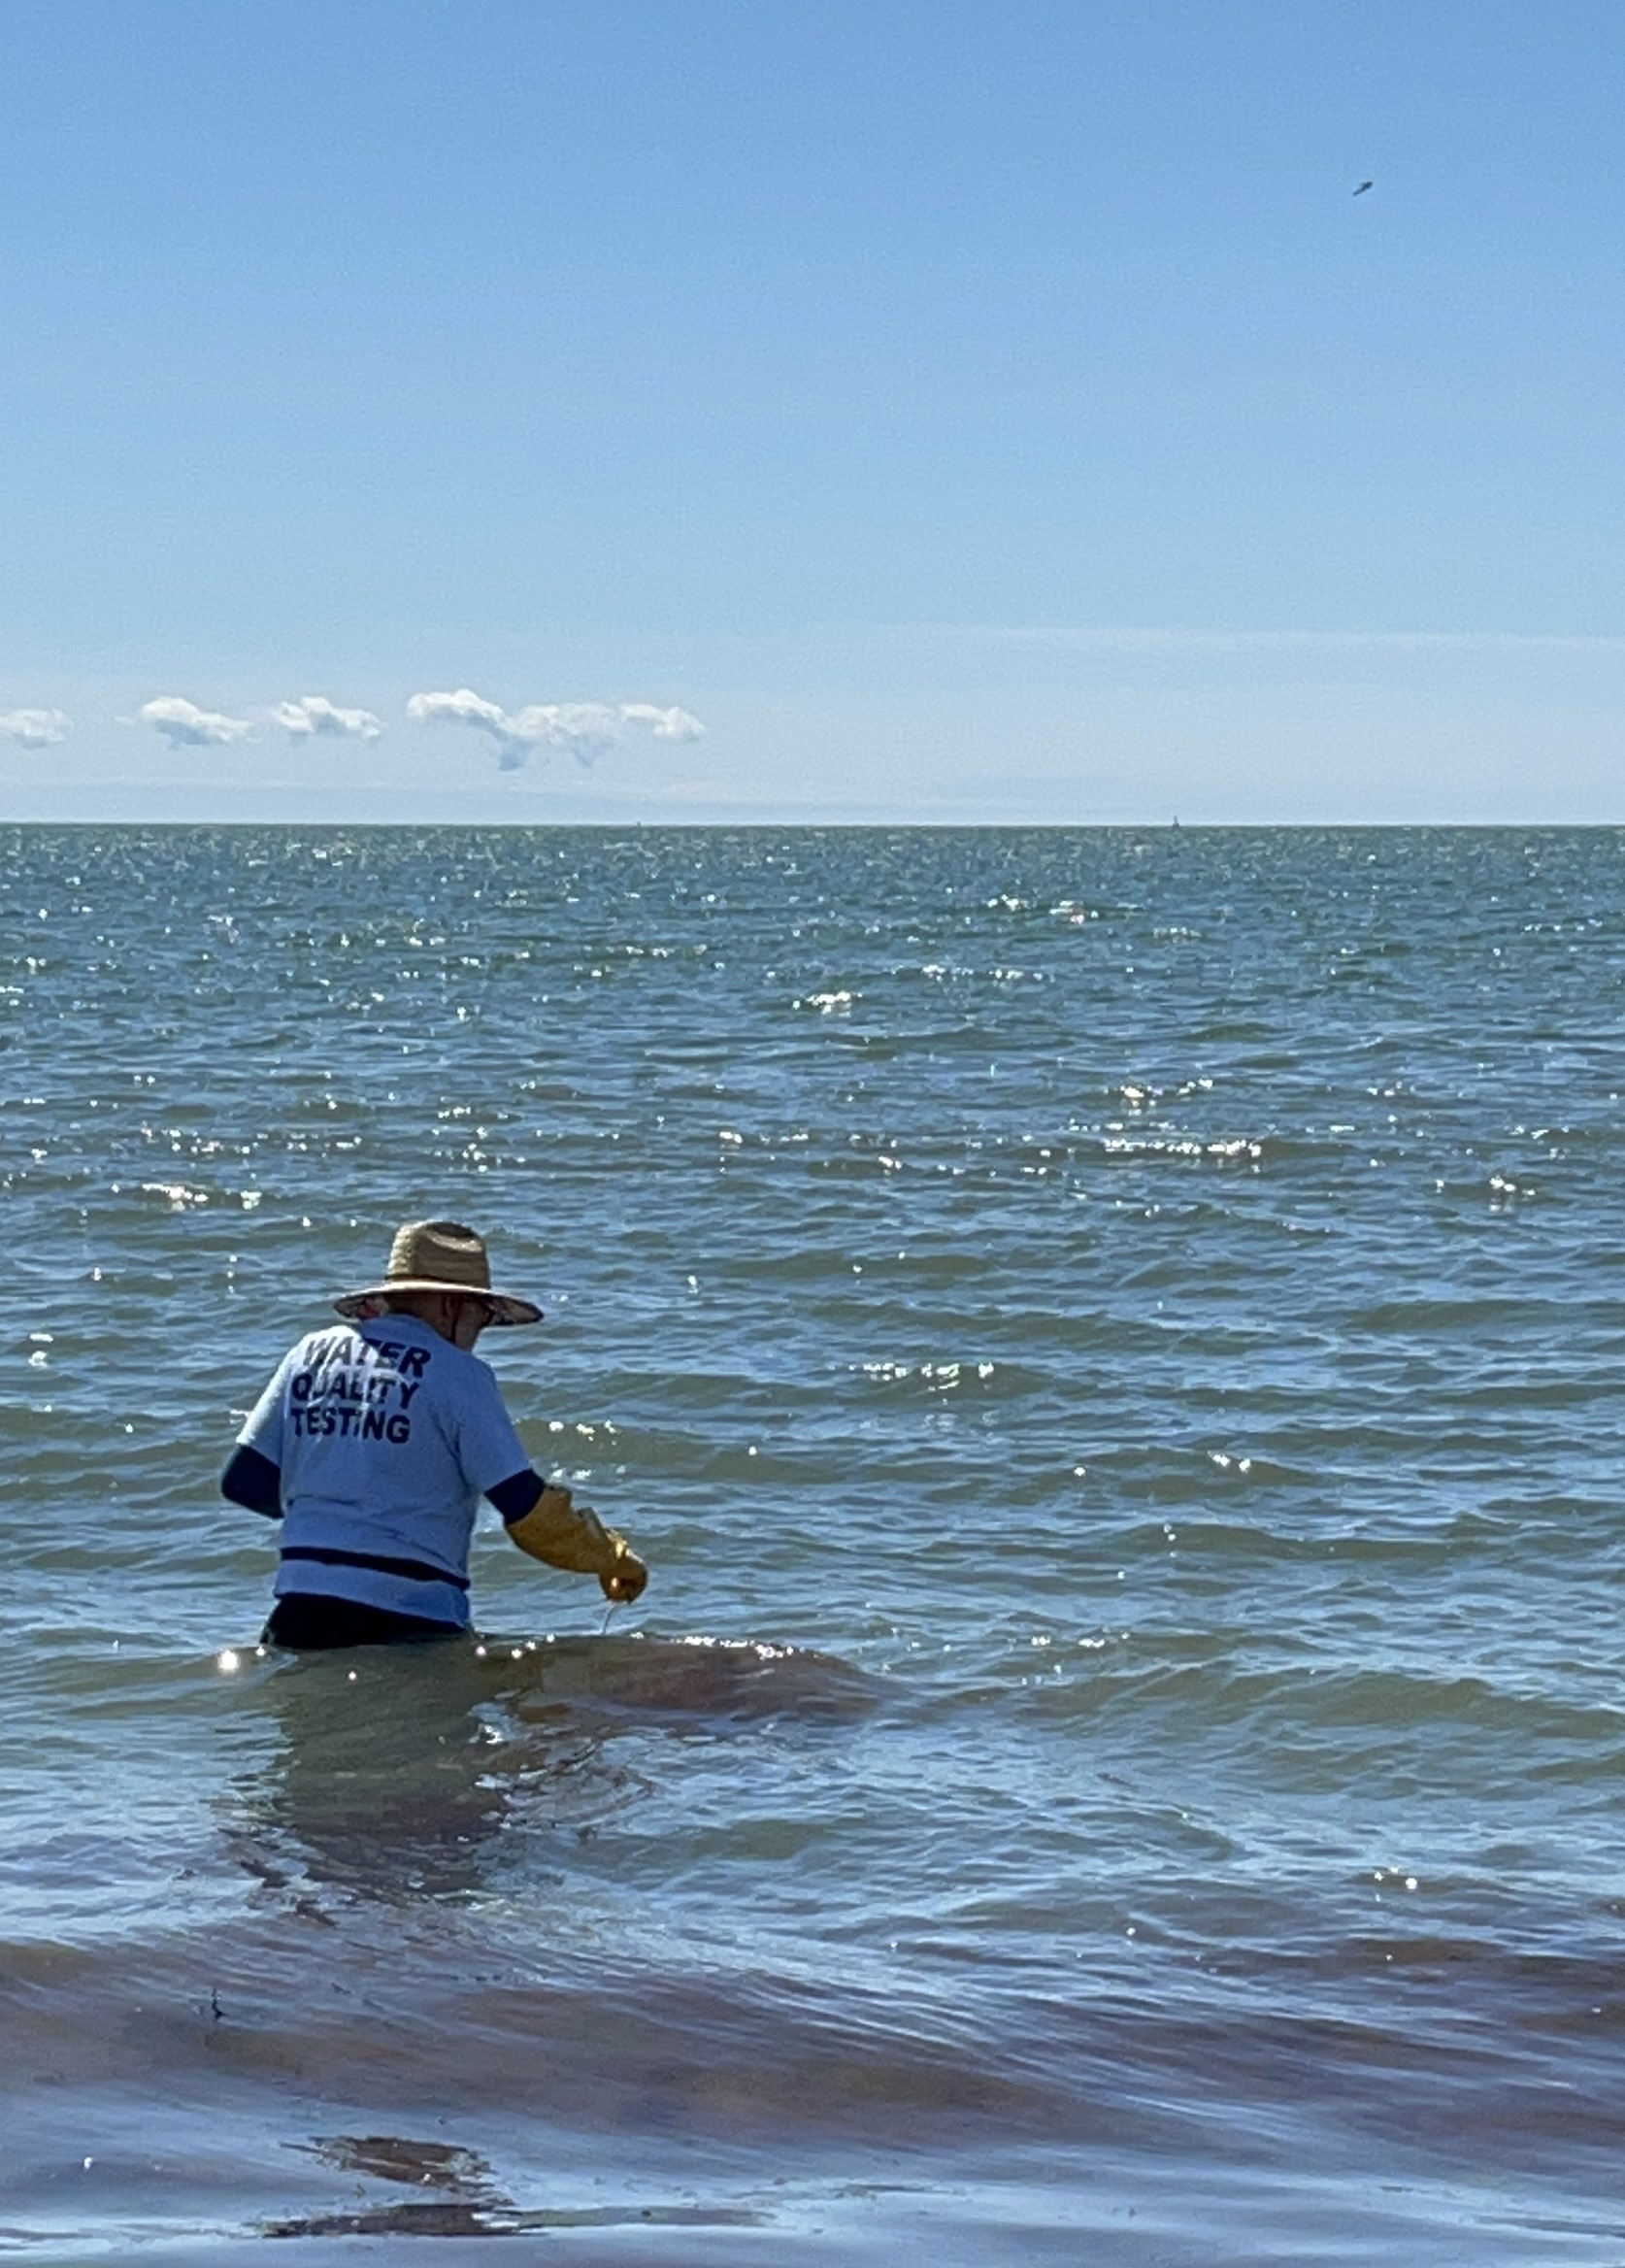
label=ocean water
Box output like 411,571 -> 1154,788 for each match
3,822 -> 1624,2265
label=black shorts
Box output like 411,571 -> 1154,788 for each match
263,1593 -> 465,1651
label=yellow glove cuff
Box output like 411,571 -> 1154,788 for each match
507,1483 -> 623,1577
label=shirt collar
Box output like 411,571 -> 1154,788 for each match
358,1313 -> 442,1349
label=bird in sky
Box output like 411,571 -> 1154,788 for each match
1353,180 -> 1374,195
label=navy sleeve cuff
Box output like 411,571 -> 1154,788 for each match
487,1468 -> 545,1525
222,1444 -> 282,1517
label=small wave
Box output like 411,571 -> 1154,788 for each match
479,1631 -> 884,1725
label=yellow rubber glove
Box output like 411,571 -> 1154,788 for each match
507,1483 -> 648,1604
601,1538 -> 648,1605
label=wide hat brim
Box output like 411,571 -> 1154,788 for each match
332,1277 -> 543,1327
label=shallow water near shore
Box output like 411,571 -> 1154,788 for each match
3,822 -> 1625,2263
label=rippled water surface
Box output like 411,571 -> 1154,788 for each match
3,824 -> 1624,2263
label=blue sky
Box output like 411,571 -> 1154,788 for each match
1,0 -> 1621,821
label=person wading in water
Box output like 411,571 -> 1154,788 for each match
221,1218 -> 647,1650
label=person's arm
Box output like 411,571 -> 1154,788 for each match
486,1469 -> 647,1602
221,1443 -> 282,1517
228,1346 -> 295,1518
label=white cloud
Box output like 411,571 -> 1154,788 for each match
406,686 -> 530,768
0,708 -> 72,748
408,686 -> 707,772
506,702 -> 625,768
406,688 -> 625,770
405,686 -> 510,735
139,696 -> 253,749
618,702 -> 707,742
270,695 -> 383,741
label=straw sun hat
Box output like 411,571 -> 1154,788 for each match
333,1218 -> 543,1328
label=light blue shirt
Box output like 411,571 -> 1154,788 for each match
239,1313 -> 531,1627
